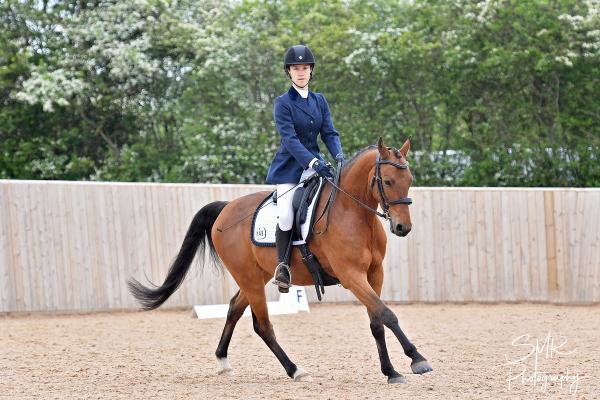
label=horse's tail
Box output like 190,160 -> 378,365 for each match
127,201 -> 229,311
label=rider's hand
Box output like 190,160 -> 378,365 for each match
335,152 -> 345,166
313,160 -> 333,179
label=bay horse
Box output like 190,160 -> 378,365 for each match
128,137 -> 433,384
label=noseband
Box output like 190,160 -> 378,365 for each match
374,154 -> 413,219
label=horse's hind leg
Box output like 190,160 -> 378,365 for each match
215,290 -> 249,374
366,266 -> 405,384
346,271 -> 433,376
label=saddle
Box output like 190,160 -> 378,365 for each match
286,174 -> 322,242
254,175 -> 339,300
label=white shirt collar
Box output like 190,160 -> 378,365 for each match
292,84 -> 309,99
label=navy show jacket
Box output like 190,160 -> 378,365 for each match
266,86 -> 342,184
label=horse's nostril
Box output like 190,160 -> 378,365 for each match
396,224 -> 403,233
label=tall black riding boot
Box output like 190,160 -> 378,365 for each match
272,225 -> 293,293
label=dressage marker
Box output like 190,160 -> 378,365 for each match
194,286 -> 309,319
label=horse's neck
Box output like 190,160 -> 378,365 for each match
340,149 -> 379,210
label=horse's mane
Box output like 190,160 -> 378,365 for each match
342,144 -> 404,171
342,145 -> 377,171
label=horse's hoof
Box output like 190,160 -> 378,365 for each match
411,360 -> 433,375
216,357 -> 232,375
293,368 -> 312,382
388,375 -> 407,384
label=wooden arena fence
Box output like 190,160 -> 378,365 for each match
1,180 -> 599,312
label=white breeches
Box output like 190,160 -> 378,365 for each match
276,168 -> 317,231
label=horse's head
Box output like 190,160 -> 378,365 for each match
374,137 -> 413,237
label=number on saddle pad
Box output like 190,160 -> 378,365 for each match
251,175 -> 324,247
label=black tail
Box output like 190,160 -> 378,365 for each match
128,201 -> 228,310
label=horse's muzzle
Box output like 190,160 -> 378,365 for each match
391,222 -> 411,237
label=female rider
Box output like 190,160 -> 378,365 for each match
266,44 -> 345,291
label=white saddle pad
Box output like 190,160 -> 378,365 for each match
251,179 -> 324,246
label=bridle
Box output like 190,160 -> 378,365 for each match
217,150 -> 413,234
322,152 -> 413,224
373,154 -> 413,219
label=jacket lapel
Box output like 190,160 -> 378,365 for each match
288,86 -> 319,120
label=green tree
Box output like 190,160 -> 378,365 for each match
1,0 -> 598,186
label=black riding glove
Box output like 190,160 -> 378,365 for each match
313,160 -> 333,179
335,152 -> 345,166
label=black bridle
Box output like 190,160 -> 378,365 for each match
322,153 -> 413,225
373,154 -> 413,220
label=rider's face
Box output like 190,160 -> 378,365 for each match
288,64 -> 312,86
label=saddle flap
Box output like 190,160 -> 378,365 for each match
292,186 -> 305,211
295,177 -> 320,228
251,177 -> 325,247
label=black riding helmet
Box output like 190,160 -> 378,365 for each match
283,45 -> 315,87
283,44 -> 316,69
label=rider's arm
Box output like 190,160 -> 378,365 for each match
318,94 -> 343,160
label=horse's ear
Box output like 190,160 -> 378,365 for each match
399,137 -> 411,157
377,137 -> 390,159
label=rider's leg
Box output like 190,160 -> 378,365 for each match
272,183 -> 295,291
272,168 -> 317,291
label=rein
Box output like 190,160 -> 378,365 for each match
313,161 -> 342,234
321,153 -> 413,223
217,151 -> 413,233
323,178 -> 388,219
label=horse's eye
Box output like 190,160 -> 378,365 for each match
384,180 -> 392,186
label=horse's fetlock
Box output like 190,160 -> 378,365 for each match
215,349 -> 227,359
404,344 -> 418,358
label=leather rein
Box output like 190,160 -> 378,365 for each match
319,154 -> 413,228
218,151 -> 413,234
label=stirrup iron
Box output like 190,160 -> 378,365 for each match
272,262 -> 292,293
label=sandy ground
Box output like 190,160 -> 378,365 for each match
1,303 -> 599,400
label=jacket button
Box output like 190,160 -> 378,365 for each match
310,120 -> 314,124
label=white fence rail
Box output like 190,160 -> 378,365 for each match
1,180 -> 599,312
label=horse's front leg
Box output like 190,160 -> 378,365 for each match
366,266 -> 405,383
347,270 -> 433,376
368,309 -> 406,383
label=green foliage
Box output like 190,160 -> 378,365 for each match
0,0 -> 598,186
